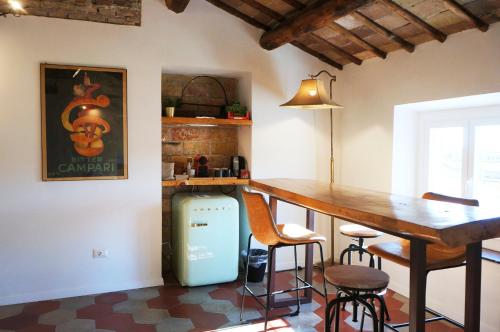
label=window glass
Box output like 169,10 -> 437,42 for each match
473,125 -> 500,207
427,127 -> 464,197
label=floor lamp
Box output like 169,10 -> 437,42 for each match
280,70 -> 343,263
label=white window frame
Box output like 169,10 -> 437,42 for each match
417,106 -> 500,251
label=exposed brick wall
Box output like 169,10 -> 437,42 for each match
162,127 -> 238,174
0,0 -> 141,26
162,74 -> 238,118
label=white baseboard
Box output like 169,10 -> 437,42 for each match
0,278 -> 165,306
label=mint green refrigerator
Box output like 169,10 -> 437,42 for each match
172,193 -> 239,286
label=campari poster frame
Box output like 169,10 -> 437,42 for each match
41,64 -> 128,181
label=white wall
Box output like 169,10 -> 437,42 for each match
0,0 -> 336,304
335,24 -> 500,331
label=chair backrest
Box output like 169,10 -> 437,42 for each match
402,192 -> 479,256
422,192 -> 479,207
242,191 -> 282,246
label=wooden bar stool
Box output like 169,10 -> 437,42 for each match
367,192 -> 479,330
240,191 -> 329,331
339,224 -> 383,268
324,265 -> 390,332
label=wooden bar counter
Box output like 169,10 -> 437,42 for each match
250,178 -> 500,332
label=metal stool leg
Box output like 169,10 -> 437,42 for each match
240,234 -> 253,321
317,242 -> 329,306
351,291 -> 359,322
334,295 -> 341,332
357,297 -> 379,332
264,245 -> 275,331
379,291 -> 391,321
293,245 -> 301,314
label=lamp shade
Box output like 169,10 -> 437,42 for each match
280,79 -> 343,110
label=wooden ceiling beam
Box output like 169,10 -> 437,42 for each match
260,0 -> 373,50
205,0 -> 270,30
351,11 -> 415,53
240,0 -> 284,22
205,0 -> 342,69
442,0 -> 488,32
378,0 -> 447,42
291,41 -> 343,70
165,0 -> 190,13
329,22 -> 387,59
280,0 -> 305,10
310,33 -> 363,65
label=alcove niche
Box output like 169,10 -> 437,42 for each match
160,69 -> 252,277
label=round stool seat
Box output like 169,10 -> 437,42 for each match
325,265 -> 389,292
339,224 -> 382,238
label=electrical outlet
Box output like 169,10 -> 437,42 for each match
93,249 -> 108,258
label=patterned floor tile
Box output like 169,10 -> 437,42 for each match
77,304 -> 113,320
59,296 -> 95,311
39,309 -> 76,325
94,312 -> 134,331
55,318 -> 95,332
0,305 -> 23,320
125,288 -> 160,301
18,324 -> 55,332
131,308 -> 169,325
95,293 -> 128,306
114,300 -> 149,314
155,317 -> 194,332
0,270 -> 465,332
0,313 -> 38,330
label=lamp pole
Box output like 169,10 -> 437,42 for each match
309,70 -> 336,184
310,70 -> 337,265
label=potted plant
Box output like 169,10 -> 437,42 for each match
225,102 -> 250,120
163,97 -> 180,117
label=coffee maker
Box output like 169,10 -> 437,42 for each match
231,156 -> 246,178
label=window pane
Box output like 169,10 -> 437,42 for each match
473,125 -> 500,207
427,127 -> 464,197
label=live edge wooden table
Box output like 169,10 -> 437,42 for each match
249,178 -> 500,332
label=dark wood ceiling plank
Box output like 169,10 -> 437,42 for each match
204,0 -> 342,68
329,22 -> 387,59
310,33 -> 363,65
280,0 -> 306,10
378,0 -> 447,42
442,0 -> 489,32
240,0 -> 284,21
165,0 -> 191,13
205,0 -> 270,30
351,11 -> 415,52
291,41 -> 344,70
259,0 -> 373,50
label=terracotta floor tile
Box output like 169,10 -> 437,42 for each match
95,312 -> 135,330
0,313 -> 38,330
168,303 -> 204,318
23,301 -> 60,315
76,303 -> 113,320
146,295 -> 180,310
189,310 -> 229,330
18,323 -> 56,332
95,292 -> 129,305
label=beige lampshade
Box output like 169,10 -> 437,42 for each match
280,79 -> 343,110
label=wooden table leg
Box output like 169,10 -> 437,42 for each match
268,197 -> 314,307
409,238 -> 427,332
464,241 -> 482,332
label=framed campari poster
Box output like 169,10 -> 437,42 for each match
41,64 -> 128,181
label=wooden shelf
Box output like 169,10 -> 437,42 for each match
162,177 -> 250,187
162,117 -> 252,127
